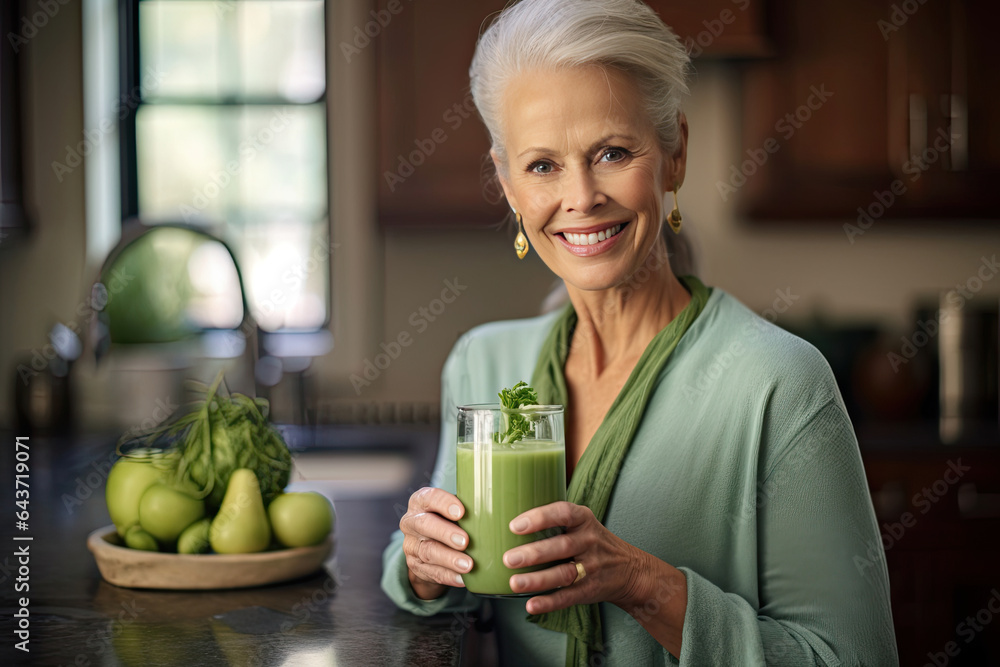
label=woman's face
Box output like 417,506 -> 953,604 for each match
494,66 -> 687,293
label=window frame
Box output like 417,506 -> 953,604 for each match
116,0 -> 333,332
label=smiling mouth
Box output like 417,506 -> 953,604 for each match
559,223 -> 628,247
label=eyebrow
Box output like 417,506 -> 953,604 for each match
516,134 -> 638,159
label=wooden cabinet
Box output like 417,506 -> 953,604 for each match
0,0 -> 28,245
738,0 -> 1000,220
862,445 -> 1000,665
375,0 -> 771,227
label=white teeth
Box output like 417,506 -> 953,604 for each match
564,224 -> 623,246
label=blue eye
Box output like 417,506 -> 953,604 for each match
600,147 -> 630,163
527,161 -> 553,174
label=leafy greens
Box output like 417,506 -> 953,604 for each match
496,381 -> 539,444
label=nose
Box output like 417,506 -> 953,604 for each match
562,167 -> 606,215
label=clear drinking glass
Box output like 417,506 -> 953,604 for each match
456,404 -> 566,597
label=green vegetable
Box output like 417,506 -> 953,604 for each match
118,371 -> 292,512
268,492 -> 334,548
177,518 -> 212,554
138,484 -> 205,544
105,450 -> 171,537
496,381 -> 538,444
124,525 -> 159,552
210,469 -> 272,554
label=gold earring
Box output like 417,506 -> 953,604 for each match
667,186 -> 682,234
514,212 -> 529,259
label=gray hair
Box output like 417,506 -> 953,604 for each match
470,0 -> 692,171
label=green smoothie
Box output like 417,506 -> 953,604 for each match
456,440 -> 567,596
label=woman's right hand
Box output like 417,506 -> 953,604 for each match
399,487 -> 473,600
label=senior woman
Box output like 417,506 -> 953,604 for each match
382,0 -> 898,664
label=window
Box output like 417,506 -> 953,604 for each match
120,0 -> 329,332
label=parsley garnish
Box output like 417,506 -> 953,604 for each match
496,381 -> 538,444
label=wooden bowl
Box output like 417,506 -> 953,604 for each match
87,526 -> 334,590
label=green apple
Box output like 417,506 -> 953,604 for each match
268,492 -> 334,548
138,484 -> 205,544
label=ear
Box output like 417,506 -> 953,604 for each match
663,113 -> 689,193
491,148 -> 519,212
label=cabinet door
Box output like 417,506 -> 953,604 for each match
0,0 -> 28,245
376,0 -> 508,228
647,0 -> 771,58
738,0 -> 1000,220
376,0 -> 771,228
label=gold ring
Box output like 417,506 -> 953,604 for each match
572,561 -> 587,584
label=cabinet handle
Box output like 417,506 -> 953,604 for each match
944,94 -> 968,171
908,94 -> 927,162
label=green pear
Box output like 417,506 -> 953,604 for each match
209,469 -> 271,554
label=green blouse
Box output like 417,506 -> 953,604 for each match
381,286 -> 899,665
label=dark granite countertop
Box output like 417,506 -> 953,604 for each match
0,431 -> 468,666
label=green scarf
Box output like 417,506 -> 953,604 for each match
527,275 -> 710,667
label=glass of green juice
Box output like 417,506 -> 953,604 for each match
456,404 -> 567,597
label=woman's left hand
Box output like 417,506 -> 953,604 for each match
503,501 -> 650,615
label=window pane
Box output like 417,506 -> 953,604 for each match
237,105 -> 327,216
140,0 -> 325,102
140,1 -> 225,99
136,103 -> 327,223
237,1 -> 326,102
136,106 -> 231,220
236,220 -> 329,331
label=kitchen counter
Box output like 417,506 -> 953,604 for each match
0,431 -> 470,666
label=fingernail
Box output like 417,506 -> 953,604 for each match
449,504 -> 461,519
457,557 -> 471,571
510,576 -> 522,590
451,533 -> 466,548
511,518 -> 528,533
454,574 -> 464,585
506,552 -> 524,567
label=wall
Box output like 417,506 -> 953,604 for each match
1,5 -> 999,427
0,0 -> 88,428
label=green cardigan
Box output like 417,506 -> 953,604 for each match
381,286 -> 899,666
